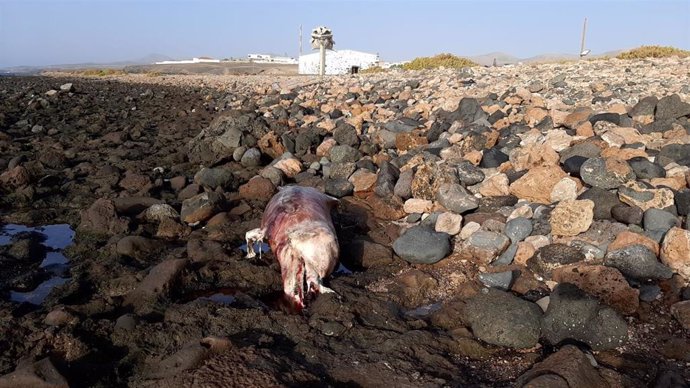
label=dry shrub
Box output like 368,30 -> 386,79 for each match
617,46 -> 690,60
402,53 -> 478,70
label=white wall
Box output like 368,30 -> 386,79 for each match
299,50 -> 379,75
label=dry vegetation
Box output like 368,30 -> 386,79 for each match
617,45 -> 690,60
78,68 -> 128,77
360,66 -> 387,74
402,53 -> 478,70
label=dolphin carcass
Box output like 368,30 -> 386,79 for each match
245,185 -> 339,308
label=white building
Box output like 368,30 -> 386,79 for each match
247,54 -> 298,64
298,49 -> 379,75
155,57 -> 220,65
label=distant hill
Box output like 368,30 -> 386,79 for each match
0,53 -> 174,74
468,50 -> 625,66
468,52 -> 520,66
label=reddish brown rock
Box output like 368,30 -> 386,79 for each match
124,258 -> 188,314
0,166 -> 30,188
660,227 -> 690,280
156,218 -> 192,240
563,107 -> 593,129
0,358 -> 69,388
516,345 -> 607,387
348,169 -> 377,193
396,130 -> 428,151
257,131 -> 286,159
79,198 -> 130,235
552,264 -> 640,315
366,194 -> 406,221
180,192 -> 225,224
119,171 -> 151,193
509,166 -> 567,204
608,230 -> 659,256
671,300 -> 690,330
239,176 -> 276,201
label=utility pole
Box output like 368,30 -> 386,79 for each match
579,17 -> 588,59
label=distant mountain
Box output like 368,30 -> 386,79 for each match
467,49 -> 627,66
468,52 -> 521,66
0,53 -> 174,74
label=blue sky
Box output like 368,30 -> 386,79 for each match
1,0 -> 688,67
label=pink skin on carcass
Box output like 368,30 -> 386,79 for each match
246,186 -> 339,310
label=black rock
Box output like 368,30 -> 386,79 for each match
281,133 -> 296,154
456,160 -> 485,186
530,207 -> 553,236
295,128 -> 320,156
559,141 -> 602,163
578,187 -> 621,220
604,245 -> 673,280
580,157 -> 635,190
527,243 -> 585,278
329,109 -> 343,119
329,145 -> 361,164
611,204 -> 643,225
542,283 -> 628,350
505,169 -> 528,184
477,195 -> 518,213
426,121 -> 448,142
394,169 -> 414,199
324,178 -> 353,198
563,155 -> 588,176
656,143 -> 690,167
480,148 -> 509,168
643,208 -> 679,233
640,118 -> 676,134
629,96 -> 658,120
627,157 -> 666,179
436,183 -> 479,214
464,288 -> 542,349
392,225 -> 451,264
383,119 -> 418,133
655,94 -> 690,120
589,112 -> 621,126
333,123 -> 359,146
437,97 -> 488,126
675,190 -> 690,216
488,109 -> 506,125
355,159 -> 377,172
374,161 -> 399,198
193,168 -> 236,191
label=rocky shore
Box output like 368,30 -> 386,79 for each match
1,57 -> 690,387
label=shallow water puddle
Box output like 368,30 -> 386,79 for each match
238,241 -> 270,255
405,302 -> 442,318
1,223 -> 75,305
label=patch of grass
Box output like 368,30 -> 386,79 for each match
402,53 -> 478,70
616,46 -> 690,60
360,66 -> 387,74
80,68 -> 127,77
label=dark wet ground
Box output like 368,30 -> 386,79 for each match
1,223 -> 74,305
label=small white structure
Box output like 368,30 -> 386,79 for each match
155,57 -> 220,65
299,49 -> 379,75
247,54 -> 298,64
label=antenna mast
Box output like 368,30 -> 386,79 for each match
579,17 -> 588,59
